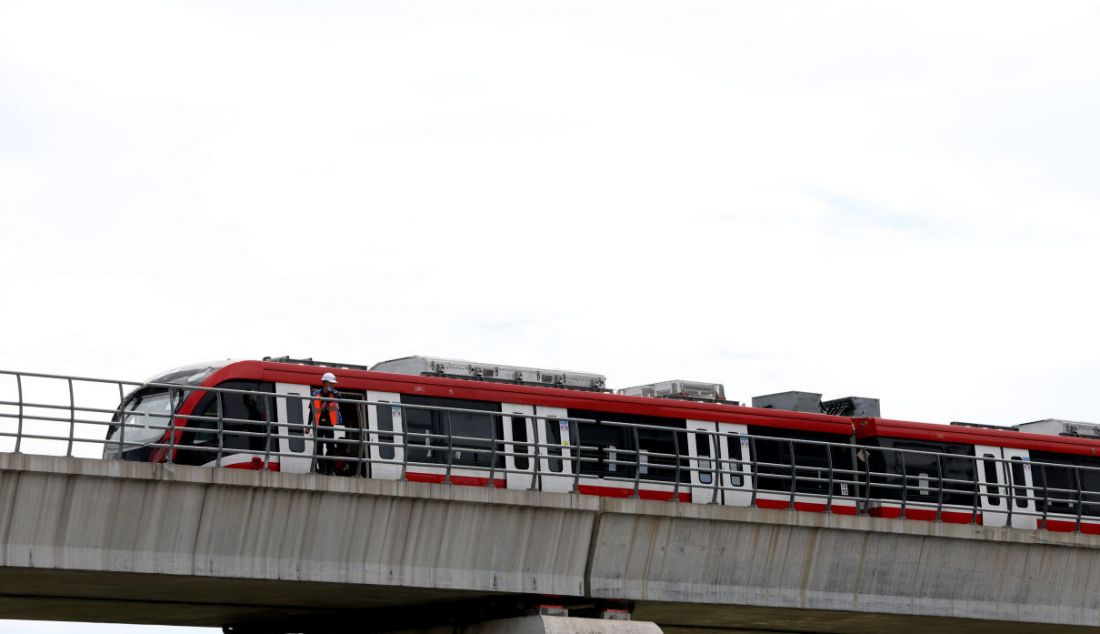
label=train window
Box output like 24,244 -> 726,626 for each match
636,426 -> 689,483
375,401 -> 395,460
402,395 -> 502,468
751,427 -> 852,497
697,433 -> 713,485
285,393 -> 305,453
862,438 -> 975,506
545,419 -> 565,473
1010,457 -> 1027,509
181,381 -> 276,465
569,409 -> 688,482
982,455 -> 1001,506
724,435 -> 745,487
510,416 -> 530,470
1031,451 -> 1100,517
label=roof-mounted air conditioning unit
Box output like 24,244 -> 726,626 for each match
617,380 -> 729,403
370,356 -> 607,392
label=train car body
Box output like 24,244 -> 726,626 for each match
105,357 -> 860,513
854,417 -> 1100,533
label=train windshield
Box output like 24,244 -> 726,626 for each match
108,390 -> 177,445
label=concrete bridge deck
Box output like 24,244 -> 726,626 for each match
0,453 -> 1097,633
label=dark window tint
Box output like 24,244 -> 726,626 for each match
1031,451 -> 1100,518
285,393 -> 305,453
545,418 -> 566,473
751,427 -> 853,497
568,409 -> 688,483
511,415 -> 530,471
180,381 -> 275,466
1010,457 -> 1028,508
375,401 -> 396,460
862,438 -> 977,507
403,396 -> 501,468
982,455 -> 1001,506
724,434 -> 745,487
696,431 -> 713,485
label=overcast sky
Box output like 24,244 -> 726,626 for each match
3,1 -> 1100,631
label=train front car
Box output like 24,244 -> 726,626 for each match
854,417 -> 1100,532
104,360 -> 285,471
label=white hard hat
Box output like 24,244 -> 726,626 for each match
321,372 -> 337,384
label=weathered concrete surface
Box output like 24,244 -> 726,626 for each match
1,453 -> 1099,633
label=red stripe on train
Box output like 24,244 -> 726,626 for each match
1039,519 -> 1100,534
405,472 -> 507,488
577,484 -> 692,502
755,498 -> 859,515
868,506 -> 980,524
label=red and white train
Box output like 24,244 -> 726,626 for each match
104,355 -> 1100,534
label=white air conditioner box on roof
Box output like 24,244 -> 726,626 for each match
371,355 -> 607,391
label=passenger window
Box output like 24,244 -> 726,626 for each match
983,455 -> 1001,506
724,435 -> 745,487
286,394 -> 305,453
511,415 -> 530,470
402,395 -> 500,468
696,433 -> 712,485
545,419 -> 565,473
376,402 -> 395,460
1010,457 -> 1027,508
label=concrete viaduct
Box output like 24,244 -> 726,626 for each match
0,453 -> 1098,633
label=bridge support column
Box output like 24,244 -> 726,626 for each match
396,615 -> 663,634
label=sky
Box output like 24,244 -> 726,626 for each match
2,1 -> 1100,631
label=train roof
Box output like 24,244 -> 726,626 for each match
855,417 -> 1100,457
200,359 -> 856,435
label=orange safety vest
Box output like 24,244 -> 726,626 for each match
311,388 -> 342,426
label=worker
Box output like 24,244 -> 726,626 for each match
308,372 -> 343,475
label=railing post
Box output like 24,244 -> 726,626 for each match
444,410 -> 454,484
14,373 -> 24,454
1075,465 -> 1084,533
749,436 -> 759,507
530,414 -> 542,492
400,403 -> 409,482
825,441 -> 835,514
570,419 -> 581,494
215,391 -> 224,468
671,428 -> 682,502
66,378 -> 75,457
935,453 -> 944,522
1040,463 -> 1050,529
710,431 -> 721,505
262,395 -> 272,472
116,382 -> 126,457
863,448 -> 873,513
631,426 -> 642,498
788,439 -> 797,509
898,450 -> 909,519
166,386 -> 176,464
487,412 -> 498,488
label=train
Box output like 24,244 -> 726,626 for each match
103,355 -> 1100,534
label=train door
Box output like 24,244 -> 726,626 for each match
976,445 -> 1035,528
274,383 -> 312,473
686,421 -> 753,506
686,420 -> 721,504
720,422 -> 753,507
1003,447 -> 1037,529
535,405 -> 573,493
366,391 -> 404,480
501,403 -> 535,490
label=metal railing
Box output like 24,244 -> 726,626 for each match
2,368 -> 1099,532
